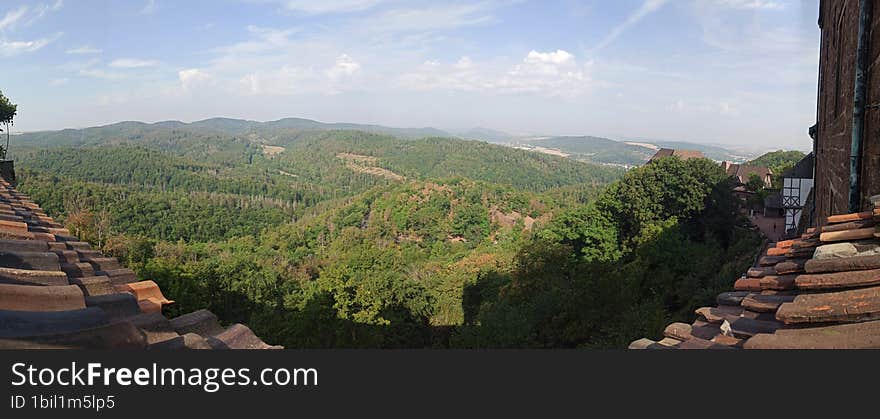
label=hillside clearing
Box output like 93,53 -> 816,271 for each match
261,145 -> 286,156
337,153 -> 405,181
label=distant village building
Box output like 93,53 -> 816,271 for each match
781,153 -> 815,233
648,148 -> 705,162
721,161 -> 773,189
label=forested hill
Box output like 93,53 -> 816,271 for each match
15,117 -> 455,146
746,150 -> 806,174
14,124 -> 621,244
12,119 -> 759,349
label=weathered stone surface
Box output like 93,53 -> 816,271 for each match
0,284 -> 85,312
120,280 -> 174,314
775,259 -> 808,275
791,238 -> 821,249
64,241 -> 92,251
805,254 -> 880,273
81,257 -> 121,271
766,247 -> 788,257
689,320 -> 723,340
820,228 -> 877,243
148,332 -> 212,350
776,286 -> 880,324
170,309 -> 224,337
0,220 -> 28,233
0,266 -> 69,286
720,317 -> 783,339
127,312 -> 180,345
61,262 -> 95,278
734,278 -> 762,291
759,275 -> 797,291
827,212 -> 874,224
100,268 -> 137,285
0,308 -> 109,338
0,322 -> 146,349
663,323 -> 693,341
747,267 -> 776,278
628,338 -> 656,350
716,291 -> 750,306
786,247 -> 816,259
697,306 -> 747,324
85,293 -> 140,320
0,251 -> 60,271
68,276 -> 115,296
676,337 -> 736,350
52,250 -> 80,263
0,239 -> 49,253
745,321 -> 880,349
821,219 -> 876,233
760,256 -> 786,267
814,243 -> 859,259
795,269 -> 880,290
741,294 -> 796,313
208,324 -> 282,350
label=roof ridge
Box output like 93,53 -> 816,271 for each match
630,201 -> 880,349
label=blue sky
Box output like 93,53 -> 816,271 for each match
0,0 -> 820,149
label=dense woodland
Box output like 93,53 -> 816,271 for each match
14,122 -> 761,348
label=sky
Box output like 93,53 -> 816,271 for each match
0,0 -> 820,150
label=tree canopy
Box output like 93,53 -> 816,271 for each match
15,126 -> 761,348
0,90 -> 18,159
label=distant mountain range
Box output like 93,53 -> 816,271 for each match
499,136 -> 757,167
17,117 -> 759,167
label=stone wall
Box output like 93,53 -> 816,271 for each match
815,0 -> 880,223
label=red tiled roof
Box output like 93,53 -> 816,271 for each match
0,178 -> 280,350
725,164 -> 773,184
630,204 -> 880,349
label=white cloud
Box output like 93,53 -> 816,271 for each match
272,0 -> 387,14
109,58 -> 160,68
400,49 -> 595,97
593,0 -> 669,51
49,77 -> 69,86
59,58 -> 100,72
326,54 -> 361,80
140,0 -> 156,15
237,66 -> 315,95
668,98 -> 740,116
1,2 -> 65,32
179,68 -> 211,89
0,6 -> 29,31
79,68 -> 127,80
524,50 -> 574,66
66,45 -> 102,55
453,56 -> 473,70
0,33 -> 60,56
31,0 -> 65,21
713,0 -> 783,10
362,3 -> 495,35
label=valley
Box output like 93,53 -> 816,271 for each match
11,118 -> 763,348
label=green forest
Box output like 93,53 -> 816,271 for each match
13,121 -> 762,348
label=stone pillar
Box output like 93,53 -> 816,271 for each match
0,160 -> 16,186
